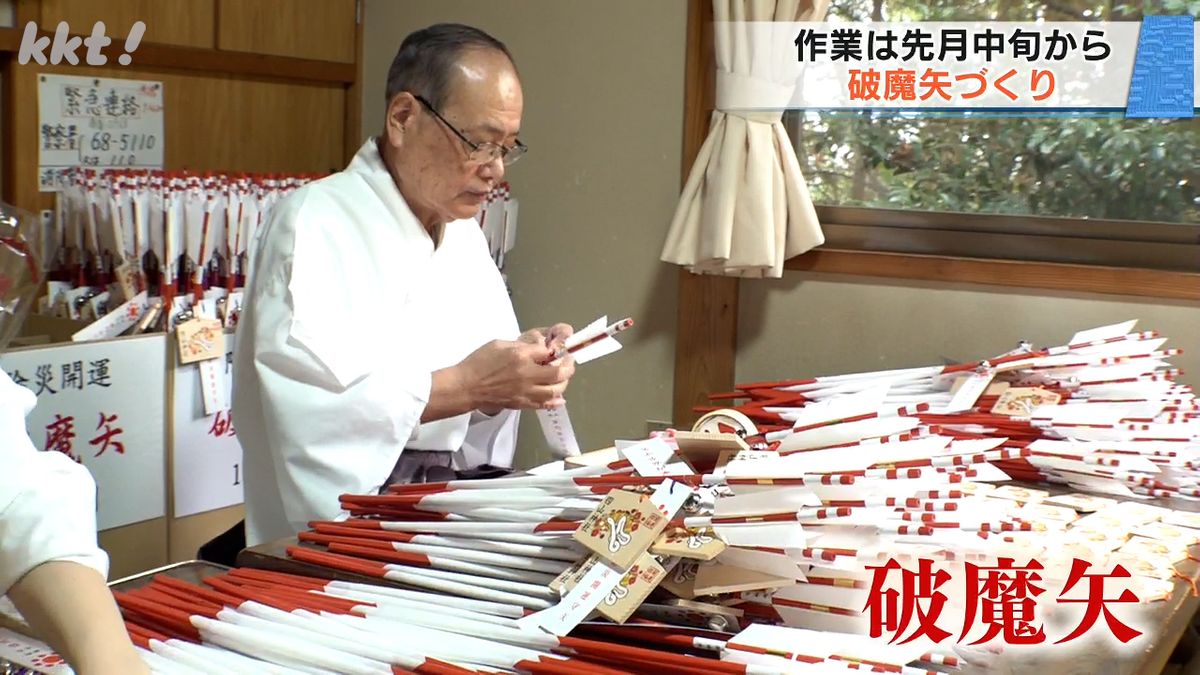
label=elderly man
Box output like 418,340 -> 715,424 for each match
233,24 -> 574,547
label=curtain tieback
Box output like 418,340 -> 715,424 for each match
715,70 -> 790,123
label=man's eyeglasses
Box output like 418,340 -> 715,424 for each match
415,95 -> 527,167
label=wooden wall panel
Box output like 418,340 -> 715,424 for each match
0,67 -> 6,197
39,0 -> 215,48
98,518 -> 168,580
673,0 -> 736,429
169,505 -> 244,562
217,0 -> 357,63
343,0 -> 364,162
165,74 -> 345,172
7,63 -> 346,214
14,0 -> 39,27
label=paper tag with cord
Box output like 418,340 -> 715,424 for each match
535,314 -> 634,454
536,405 -> 580,457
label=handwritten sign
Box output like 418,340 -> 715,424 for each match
37,74 -> 164,192
172,331 -> 243,517
0,335 -> 167,530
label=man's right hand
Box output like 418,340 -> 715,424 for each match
458,339 -> 576,412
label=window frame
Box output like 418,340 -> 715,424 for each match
798,208 -> 1200,301
813,205 -> 1200,273
776,3 -> 1200,299
784,104 -> 1200,285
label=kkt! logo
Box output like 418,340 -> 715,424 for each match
18,21 -> 146,66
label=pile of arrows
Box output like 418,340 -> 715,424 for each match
118,320 -> 1199,672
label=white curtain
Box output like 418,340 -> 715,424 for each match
661,0 -> 830,279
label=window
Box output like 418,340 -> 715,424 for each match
787,0 -> 1200,272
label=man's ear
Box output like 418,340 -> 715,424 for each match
383,93 -> 418,148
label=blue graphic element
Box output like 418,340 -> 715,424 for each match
1125,15 -> 1194,119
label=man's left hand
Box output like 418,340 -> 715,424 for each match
519,323 -> 575,355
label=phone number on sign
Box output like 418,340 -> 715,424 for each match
79,132 -> 158,166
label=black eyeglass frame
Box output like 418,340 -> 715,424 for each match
414,94 -> 527,166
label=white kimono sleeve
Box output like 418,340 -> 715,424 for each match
453,228 -> 522,472
243,194 -> 432,534
456,408 -> 519,471
0,371 -> 107,595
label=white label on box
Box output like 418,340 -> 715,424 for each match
171,332 -> 243,517
0,336 -> 167,530
71,291 -> 149,342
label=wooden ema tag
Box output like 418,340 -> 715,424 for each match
650,527 -> 727,561
114,261 -> 139,303
574,489 -> 669,571
552,554 -> 599,595
176,317 -> 225,364
550,559 -> 581,595
672,432 -> 750,472
989,484 -> 1050,504
693,563 -> 795,596
1044,492 -> 1118,513
52,289 -> 74,318
990,387 -> 1062,416
985,381 -> 1011,396
564,446 -> 620,469
660,559 -> 700,599
714,450 -> 738,473
595,551 -> 666,624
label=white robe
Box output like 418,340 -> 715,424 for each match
233,139 -> 521,546
0,369 -> 108,595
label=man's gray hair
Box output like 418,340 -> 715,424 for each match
385,23 -> 514,111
